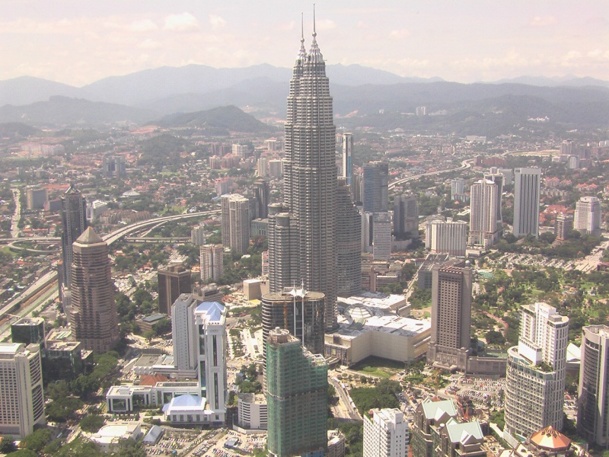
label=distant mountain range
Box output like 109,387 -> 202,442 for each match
0,63 -> 608,130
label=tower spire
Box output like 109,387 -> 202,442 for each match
313,3 -> 317,39
308,4 -> 323,63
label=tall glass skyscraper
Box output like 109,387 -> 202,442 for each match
269,24 -> 337,330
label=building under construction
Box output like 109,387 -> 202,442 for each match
261,288 -> 325,362
265,328 -> 327,457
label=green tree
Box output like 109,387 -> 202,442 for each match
10,450 -> 37,457
21,429 -> 53,453
0,436 -> 17,454
80,414 -> 106,433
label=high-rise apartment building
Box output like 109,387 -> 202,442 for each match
363,161 -> 389,213
25,186 -> 47,210
158,264 -> 191,316
336,179 -> 361,297
261,288 -> 325,360
505,302 -> 569,440
253,178 -> 270,220
450,178 -> 466,202
363,408 -> 409,457
372,212 -> 392,261
268,27 -> 338,331
342,133 -> 354,188
266,328 -> 327,457
484,167 -> 504,229
191,224 -> 206,246
68,227 -> 119,353
171,294 -> 198,373
393,194 -> 419,240
60,184 -> 87,289
578,325 -> 609,446
555,213 -> 574,241
0,343 -> 45,438
468,179 -> 500,249
425,219 -> 467,257
221,194 -> 251,255
194,301 -> 227,425
513,168 -> 541,238
574,196 -> 602,237
427,260 -> 473,371
200,244 -> 224,282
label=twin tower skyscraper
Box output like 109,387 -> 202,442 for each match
268,21 -> 355,332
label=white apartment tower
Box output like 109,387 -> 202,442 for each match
505,302 -> 569,440
171,294 -> 199,373
363,408 -> 409,457
468,179 -> 500,249
221,194 -> 251,255
574,196 -> 602,237
425,219 -> 467,257
194,301 -> 227,425
0,343 -> 45,438
513,167 -> 541,238
200,244 -> 224,282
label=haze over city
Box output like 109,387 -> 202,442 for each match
1,0 -> 608,85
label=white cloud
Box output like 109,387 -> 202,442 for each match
390,29 -> 410,39
209,14 -> 227,30
316,19 -> 336,31
138,39 -> 161,50
529,16 -> 557,27
129,19 -> 158,32
164,13 -> 199,32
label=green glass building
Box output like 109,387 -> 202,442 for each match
266,328 -> 327,457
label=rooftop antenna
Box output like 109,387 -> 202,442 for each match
301,12 -> 304,43
312,3 -> 317,39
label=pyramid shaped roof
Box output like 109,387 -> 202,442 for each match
75,227 -> 104,245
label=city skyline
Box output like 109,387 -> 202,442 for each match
1,1 -> 608,86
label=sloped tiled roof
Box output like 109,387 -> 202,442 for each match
195,301 -> 225,322
422,398 -> 458,422
444,418 -> 484,445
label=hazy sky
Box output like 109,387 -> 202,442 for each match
1,0 -> 608,86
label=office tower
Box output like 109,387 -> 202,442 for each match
253,178 -> 270,219
513,167 -> 541,238
266,328 -> 327,457
10,317 -> 45,347
268,26 -> 338,331
505,303 -> 569,439
363,161 -> 389,213
257,157 -> 269,178
342,133 -> 353,187
221,194 -> 251,255
484,167 -> 504,228
172,294 -> 198,372
158,264 -> 191,316
468,179 -> 500,249
25,186 -> 47,210
574,196 -> 602,237
578,325 -> 609,446
0,343 -> 45,438
555,213 -> 574,241
561,139 -> 575,156
68,227 -> 119,353
372,212 -> 392,261
60,184 -> 87,289
352,173 -> 363,203
393,194 -> 419,239
336,179 -> 361,297
194,301 -> 227,424
361,211 -> 374,253
450,178 -> 465,202
200,244 -> 224,282
427,260 -> 473,371
363,409 -> 409,457
262,288 -> 325,361
425,219 -> 467,257
191,224 -> 206,246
